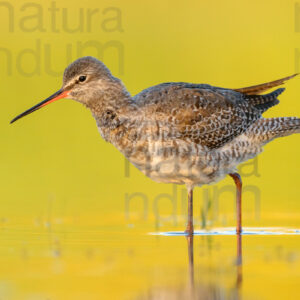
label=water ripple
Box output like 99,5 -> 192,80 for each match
150,227 -> 300,236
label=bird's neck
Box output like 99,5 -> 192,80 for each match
88,79 -> 137,144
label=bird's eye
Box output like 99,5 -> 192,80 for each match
79,75 -> 86,82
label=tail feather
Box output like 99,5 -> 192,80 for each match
248,117 -> 300,144
235,73 -> 298,95
246,88 -> 285,113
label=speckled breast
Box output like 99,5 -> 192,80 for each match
121,139 -> 221,186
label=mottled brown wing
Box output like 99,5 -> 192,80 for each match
134,83 -> 261,149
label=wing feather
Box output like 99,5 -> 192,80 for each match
234,74 -> 297,95
134,83 -> 261,149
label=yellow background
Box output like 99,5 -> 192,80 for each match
0,0 -> 299,299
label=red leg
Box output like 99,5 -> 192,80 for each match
229,173 -> 242,234
185,188 -> 194,235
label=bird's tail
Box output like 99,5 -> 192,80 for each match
246,88 -> 284,113
247,117 -> 300,144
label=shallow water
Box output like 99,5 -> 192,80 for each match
0,221 -> 299,300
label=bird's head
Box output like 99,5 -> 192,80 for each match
10,56 -> 116,124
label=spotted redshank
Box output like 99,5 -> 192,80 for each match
11,56 -> 300,235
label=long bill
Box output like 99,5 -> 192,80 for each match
10,89 -> 70,124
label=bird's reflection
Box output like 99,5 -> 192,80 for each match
236,233 -> 243,289
186,234 -> 195,297
186,233 -> 243,299
141,233 -> 243,299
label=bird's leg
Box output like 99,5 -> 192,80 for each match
185,188 -> 194,235
229,173 -> 242,234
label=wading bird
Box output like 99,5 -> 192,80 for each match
11,56 -> 300,235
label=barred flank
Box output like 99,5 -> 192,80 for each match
248,117 -> 300,143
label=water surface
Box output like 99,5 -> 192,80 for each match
0,221 -> 299,300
